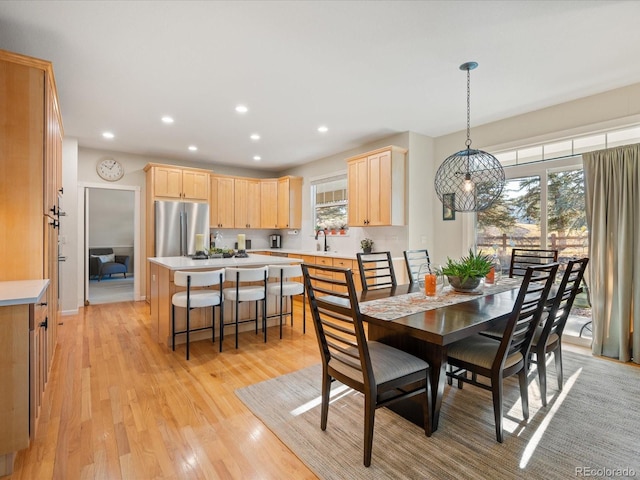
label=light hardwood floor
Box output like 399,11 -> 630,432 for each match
10,300 -> 320,479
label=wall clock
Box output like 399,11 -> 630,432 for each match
96,157 -> 124,181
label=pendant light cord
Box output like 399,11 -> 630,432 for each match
466,67 -> 472,149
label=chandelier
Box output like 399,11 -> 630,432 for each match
434,62 -> 505,212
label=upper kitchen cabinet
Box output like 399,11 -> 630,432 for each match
210,174 -> 235,228
259,176 -> 303,229
277,176 -> 302,229
234,177 -> 261,229
145,164 -> 210,202
260,179 -> 279,228
347,145 -> 406,227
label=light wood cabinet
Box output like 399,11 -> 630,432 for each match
210,174 -> 235,228
277,176 -> 303,229
347,145 -> 406,227
145,164 -> 210,201
144,163 -> 211,300
260,179 -> 279,228
234,178 -> 261,228
1,49 -> 61,477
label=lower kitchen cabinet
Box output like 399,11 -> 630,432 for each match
0,280 -> 50,476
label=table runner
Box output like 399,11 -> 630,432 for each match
359,278 -> 521,321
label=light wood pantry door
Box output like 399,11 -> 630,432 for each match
260,179 -> 278,228
234,178 -> 261,229
210,174 -> 235,228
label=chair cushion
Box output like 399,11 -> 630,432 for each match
532,327 -> 559,348
172,291 -> 222,308
447,336 -> 523,370
223,286 -> 265,302
267,281 -> 304,297
329,341 -> 428,385
92,253 -> 115,263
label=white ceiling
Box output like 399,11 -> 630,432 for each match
2,1 -> 640,171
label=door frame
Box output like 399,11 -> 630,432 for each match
77,182 -> 142,306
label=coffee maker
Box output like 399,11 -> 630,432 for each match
269,234 -> 282,248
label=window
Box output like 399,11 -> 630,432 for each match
493,124 -> 640,166
311,174 -> 348,231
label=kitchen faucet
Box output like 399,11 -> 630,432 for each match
315,229 -> 329,252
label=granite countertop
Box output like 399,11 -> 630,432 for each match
0,279 -> 50,306
148,253 -> 302,270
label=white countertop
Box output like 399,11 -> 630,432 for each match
0,279 -> 50,306
254,248 -> 358,260
148,253 -> 301,270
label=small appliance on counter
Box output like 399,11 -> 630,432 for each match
269,234 -> 282,248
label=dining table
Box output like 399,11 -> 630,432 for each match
356,278 -> 524,432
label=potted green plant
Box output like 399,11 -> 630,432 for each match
360,238 -> 374,253
440,249 -> 493,292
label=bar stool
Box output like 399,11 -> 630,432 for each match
222,266 -> 268,351
171,269 -> 224,360
267,264 -> 306,337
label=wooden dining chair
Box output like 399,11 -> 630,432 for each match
403,249 -> 431,284
530,257 -> 589,406
302,263 -> 432,467
509,248 -> 558,277
356,251 -> 397,291
446,263 -> 559,442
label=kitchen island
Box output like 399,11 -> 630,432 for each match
148,254 -> 302,348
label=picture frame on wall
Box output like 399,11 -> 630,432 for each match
442,193 -> 455,221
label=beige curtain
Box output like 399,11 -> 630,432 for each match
583,144 -> 640,363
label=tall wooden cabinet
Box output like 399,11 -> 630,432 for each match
347,145 -> 406,227
0,49 -> 63,475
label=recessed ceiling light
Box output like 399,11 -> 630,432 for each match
188,145 -> 198,152
235,105 -> 248,113
253,155 -> 261,161
317,125 -> 328,133
161,116 -> 174,124
102,131 -> 115,139
250,133 -> 260,141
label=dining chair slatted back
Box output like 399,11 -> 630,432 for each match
531,257 -> 589,406
446,262 -> 559,442
403,249 -> 431,284
509,248 -> 558,278
302,263 -> 432,466
356,251 -> 397,291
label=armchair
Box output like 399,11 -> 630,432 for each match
89,248 -> 130,281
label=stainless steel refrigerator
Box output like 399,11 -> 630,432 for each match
155,200 -> 210,257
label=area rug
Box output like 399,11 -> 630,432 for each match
236,350 -> 640,479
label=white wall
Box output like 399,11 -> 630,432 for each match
60,81 -> 640,311
60,138 -> 78,314
283,132 -> 416,257
60,146 -> 273,311
432,82 -> 640,264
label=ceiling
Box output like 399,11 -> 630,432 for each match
2,1 -> 640,172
